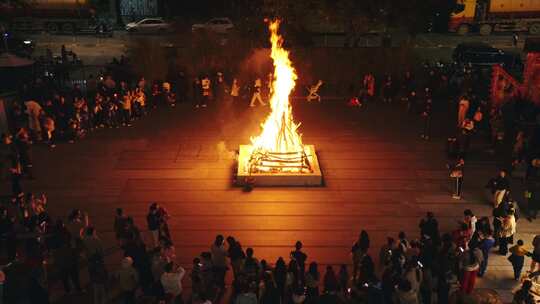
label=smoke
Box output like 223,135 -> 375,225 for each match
236,48 -> 273,82
216,140 -> 236,160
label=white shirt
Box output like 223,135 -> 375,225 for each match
160,267 -> 186,296
470,216 -> 478,235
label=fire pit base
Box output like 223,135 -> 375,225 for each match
237,145 -> 323,186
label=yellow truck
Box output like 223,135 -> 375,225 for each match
449,0 -> 540,35
1,0 -> 96,34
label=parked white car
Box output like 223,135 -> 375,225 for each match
191,18 -> 234,34
125,18 -> 172,33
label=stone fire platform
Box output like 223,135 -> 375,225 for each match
236,144 -> 323,186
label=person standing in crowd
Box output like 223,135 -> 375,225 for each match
200,75 -> 211,108
116,257 -> 139,304
513,280 -> 535,304
249,78 -> 265,107
290,241 -> 307,283
42,115 -> 56,148
88,255 -> 108,304
460,248 -> 480,294
147,203 -> 161,248
192,77 -> 202,108
66,209 -> 88,249
394,280 -> 417,304
55,237 -> 84,295
114,208 -> 129,246
419,212 -> 439,244
352,230 -> 370,280
0,269 -> 5,304
530,234 -> 540,273
526,183 -> 540,221
463,209 -> 478,237
161,262 -> 186,304
120,93 -> 132,127
457,95 -> 470,128
227,236 -> 245,279
274,257 -> 287,301
230,78 -> 240,103
420,93 -> 432,140
234,282 -> 257,304
82,226 -> 104,262
259,272 -> 280,304
211,234 -> 228,292
243,248 -> 260,283
146,203 -> 169,243
24,99 -> 43,141
323,265 -> 339,294
382,75 -> 394,104
363,72 -> 375,102
379,237 -> 396,269
15,128 -> 33,179
508,239 -> 531,280
407,90 -> 418,114
498,209 -> 516,255
449,158 -> 464,199
305,262 -> 320,301
487,170 -> 511,208
478,229 -> 495,277
3,134 -> 23,198
176,71 -> 188,104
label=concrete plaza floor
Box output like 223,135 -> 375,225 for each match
3,100 -> 538,303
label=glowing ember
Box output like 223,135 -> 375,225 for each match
249,20 -> 306,173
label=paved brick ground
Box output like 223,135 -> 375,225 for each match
2,100 -> 538,303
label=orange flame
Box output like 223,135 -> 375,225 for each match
250,20 -> 303,154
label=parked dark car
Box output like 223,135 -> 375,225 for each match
452,42 -> 522,70
1,32 -> 34,57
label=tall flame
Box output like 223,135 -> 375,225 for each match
250,20 -> 304,153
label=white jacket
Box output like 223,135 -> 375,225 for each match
161,267 -> 186,296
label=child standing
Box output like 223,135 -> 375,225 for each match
508,240 -> 531,280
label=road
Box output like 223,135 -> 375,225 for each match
25,31 -> 528,65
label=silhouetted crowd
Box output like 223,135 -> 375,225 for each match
2,195 -> 540,304
3,49 -> 540,304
